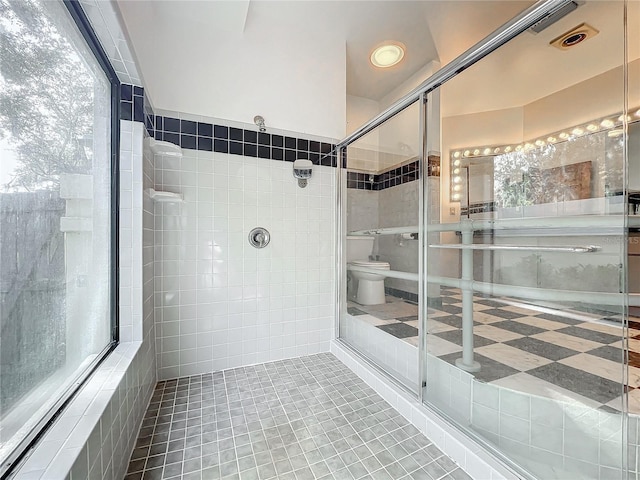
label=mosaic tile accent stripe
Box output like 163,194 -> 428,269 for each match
153,117 -> 337,166
460,201 -> 496,216
385,287 -> 419,305
119,83 -> 337,166
347,160 -> 420,191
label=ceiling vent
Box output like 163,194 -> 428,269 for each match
528,1 -> 582,34
550,22 -> 599,50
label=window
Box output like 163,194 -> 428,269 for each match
0,0 -> 118,473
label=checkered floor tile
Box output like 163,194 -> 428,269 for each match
126,353 -> 471,480
348,290 -> 640,411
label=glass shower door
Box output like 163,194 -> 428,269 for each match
422,1 -> 632,478
339,102 -> 422,392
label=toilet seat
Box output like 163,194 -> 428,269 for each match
349,260 -> 390,269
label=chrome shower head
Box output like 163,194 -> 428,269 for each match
254,115 -> 266,132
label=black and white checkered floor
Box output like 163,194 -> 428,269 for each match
348,289 -> 640,412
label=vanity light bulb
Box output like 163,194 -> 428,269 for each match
559,132 -> 569,140
453,159 -> 461,167
524,143 -> 534,151
452,193 -> 461,201
608,129 -> 624,138
547,136 -> 557,143
453,176 -> 462,184
463,150 -> 471,157
619,114 -> 631,122
586,124 -> 598,132
515,145 -> 523,151
453,168 -> 460,175
453,185 -> 461,192
572,127 -> 584,136
504,146 -> 512,153
483,148 -> 492,155
535,140 -> 545,147
453,151 -> 461,158
494,147 -> 501,154
473,149 -> 480,155
600,119 -> 614,129
635,109 -> 640,118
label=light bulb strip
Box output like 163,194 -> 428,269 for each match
449,106 -> 639,202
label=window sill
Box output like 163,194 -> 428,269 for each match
12,341 -> 144,479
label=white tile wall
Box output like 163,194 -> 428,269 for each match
341,313 -> 418,387
346,175 -> 436,297
78,0 -> 143,85
469,379 -> 625,480
12,121 -> 156,480
153,147 -> 336,380
119,121 -> 144,343
378,180 -> 420,294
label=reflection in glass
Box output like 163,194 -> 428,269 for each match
340,102 -> 421,391
0,0 -> 112,466
424,1 -> 631,478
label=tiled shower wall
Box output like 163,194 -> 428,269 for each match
346,180 -> 421,296
153,145 -> 336,380
378,180 -> 419,295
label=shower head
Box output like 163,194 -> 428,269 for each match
254,115 -> 266,132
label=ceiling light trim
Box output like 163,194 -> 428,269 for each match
370,42 -> 406,68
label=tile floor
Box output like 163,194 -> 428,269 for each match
348,290 -> 640,411
126,353 -> 472,480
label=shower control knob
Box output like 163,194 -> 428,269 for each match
248,227 -> 270,248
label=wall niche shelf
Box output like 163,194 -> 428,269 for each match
146,188 -> 183,203
145,137 -> 183,157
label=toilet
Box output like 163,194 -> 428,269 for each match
346,235 -> 390,305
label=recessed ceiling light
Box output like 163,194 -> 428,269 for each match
370,43 -> 405,68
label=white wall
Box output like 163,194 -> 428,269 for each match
346,95 -> 380,138
345,61 -> 441,160
153,143 -> 336,380
523,60 -> 640,140
118,2 -> 346,140
379,61 -> 441,157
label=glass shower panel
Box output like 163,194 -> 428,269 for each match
340,101 -> 421,391
423,1 -> 630,478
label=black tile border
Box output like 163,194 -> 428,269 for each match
119,84 -> 337,167
347,160 -> 420,192
385,287 -> 419,305
460,201 -> 496,216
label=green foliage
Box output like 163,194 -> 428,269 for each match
0,0 -> 94,191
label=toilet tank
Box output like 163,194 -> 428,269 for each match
346,236 -> 374,262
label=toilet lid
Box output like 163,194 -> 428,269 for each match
350,260 -> 390,269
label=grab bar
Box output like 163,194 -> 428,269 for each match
428,244 -> 601,253
349,226 -> 419,236
427,275 -> 640,307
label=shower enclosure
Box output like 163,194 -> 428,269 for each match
337,0 -> 639,478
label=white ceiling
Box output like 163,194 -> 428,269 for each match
116,0 -> 637,115
117,0 -> 535,101
441,0 -> 640,117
